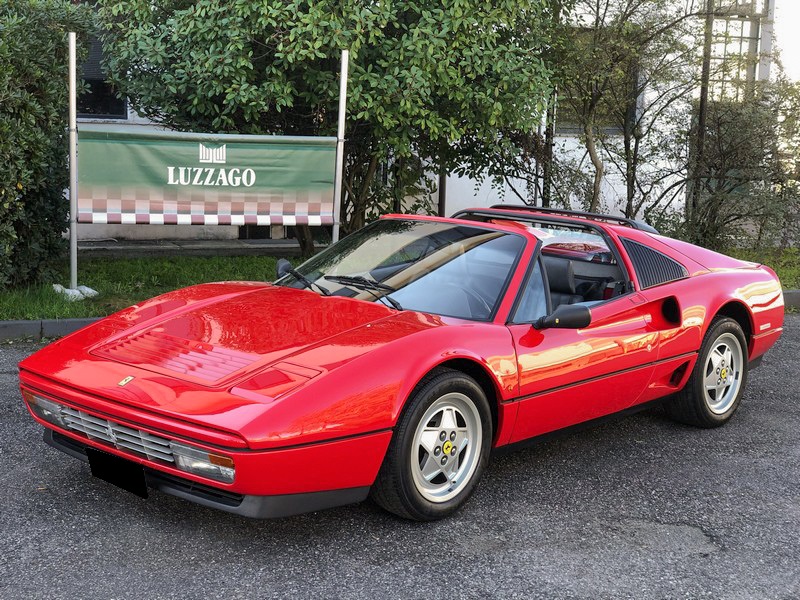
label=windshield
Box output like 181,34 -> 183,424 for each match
275,219 -> 525,321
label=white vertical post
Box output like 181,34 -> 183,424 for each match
331,49 -> 349,244
68,32 -> 78,290
759,0 -> 774,82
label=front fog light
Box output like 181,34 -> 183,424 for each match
23,390 -> 67,429
169,441 -> 235,484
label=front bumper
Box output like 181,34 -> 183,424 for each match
21,376 -> 393,517
21,376 -> 393,491
45,429 -> 371,518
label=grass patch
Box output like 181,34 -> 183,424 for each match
0,255 -> 289,320
726,247 -> 800,289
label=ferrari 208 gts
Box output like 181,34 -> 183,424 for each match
19,206 -> 784,520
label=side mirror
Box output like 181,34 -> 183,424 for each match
276,258 -> 292,279
534,303 -> 591,330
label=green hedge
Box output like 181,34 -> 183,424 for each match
0,0 -> 91,287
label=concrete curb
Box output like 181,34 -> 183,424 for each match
784,290 -> 800,308
1,292 -> 798,343
77,239 -> 325,259
0,318 -> 100,342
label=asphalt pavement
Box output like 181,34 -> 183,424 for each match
1,317 -> 798,600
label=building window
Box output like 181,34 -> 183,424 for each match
77,34 -> 127,119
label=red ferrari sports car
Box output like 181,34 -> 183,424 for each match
19,206 -> 784,520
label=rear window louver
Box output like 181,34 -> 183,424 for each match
621,238 -> 688,289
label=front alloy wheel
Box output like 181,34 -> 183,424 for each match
371,368 -> 492,521
410,393 -> 483,503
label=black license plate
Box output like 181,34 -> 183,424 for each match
86,447 -> 149,499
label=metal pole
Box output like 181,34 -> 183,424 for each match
331,49 -> 349,243
68,32 -> 78,290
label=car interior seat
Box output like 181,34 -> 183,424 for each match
542,256 -> 584,307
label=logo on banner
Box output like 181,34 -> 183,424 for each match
198,143 -> 227,164
167,143 -> 255,187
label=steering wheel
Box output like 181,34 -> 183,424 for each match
441,283 -> 492,319
465,287 -> 493,318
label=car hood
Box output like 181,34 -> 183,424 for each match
19,283 -> 441,445
88,283 -> 397,387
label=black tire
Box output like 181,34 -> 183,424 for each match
664,317 -> 749,428
371,368 -> 492,521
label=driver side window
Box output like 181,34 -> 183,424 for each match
512,257 -> 548,323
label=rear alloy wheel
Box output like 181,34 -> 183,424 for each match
371,368 -> 492,521
665,317 -> 748,428
702,331 -> 744,415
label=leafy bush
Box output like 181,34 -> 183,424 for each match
0,0 -> 91,287
95,0 -> 553,233
727,247 -> 800,290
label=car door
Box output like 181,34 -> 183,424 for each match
612,235 -> 702,404
506,252 -> 659,444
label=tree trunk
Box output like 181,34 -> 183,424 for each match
584,122 -> 604,212
624,132 -> 634,218
542,90 -> 557,208
296,225 -> 315,258
438,167 -> 447,217
393,157 -> 404,214
343,153 -> 380,234
689,0 -> 716,243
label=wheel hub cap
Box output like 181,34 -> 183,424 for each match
410,392 -> 482,503
702,332 -> 743,415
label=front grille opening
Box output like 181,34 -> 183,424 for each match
49,431 -> 244,508
59,405 -> 175,464
145,470 -> 244,507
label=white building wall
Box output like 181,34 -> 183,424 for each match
442,135 -> 632,217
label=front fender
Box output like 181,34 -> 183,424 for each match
236,312 -> 517,449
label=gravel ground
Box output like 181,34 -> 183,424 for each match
0,316 -> 798,600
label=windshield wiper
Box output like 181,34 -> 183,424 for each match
285,267 -> 331,296
324,275 -> 403,310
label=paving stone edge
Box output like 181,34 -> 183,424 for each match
2,292 -> 798,343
